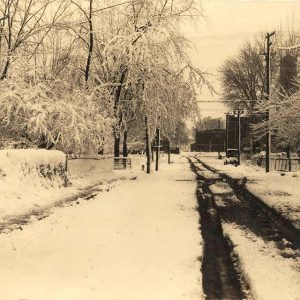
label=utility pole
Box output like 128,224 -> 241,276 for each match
225,113 -> 229,156
265,31 -> 275,173
234,109 -> 244,165
238,113 -> 241,166
145,116 -> 151,174
218,118 -> 222,159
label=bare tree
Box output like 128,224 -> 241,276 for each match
69,0 -> 94,84
219,41 -> 266,114
0,0 -> 68,79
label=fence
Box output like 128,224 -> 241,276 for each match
67,156 -> 114,178
113,157 -> 132,170
252,157 -> 300,172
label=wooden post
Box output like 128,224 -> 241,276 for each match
234,109 -> 244,165
238,113 -> 241,165
218,118 -> 222,159
287,145 -> 292,172
225,114 -> 229,154
265,31 -> 275,173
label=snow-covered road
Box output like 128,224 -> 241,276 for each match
0,156 -> 202,300
190,155 -> 300,300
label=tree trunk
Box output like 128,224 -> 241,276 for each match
113,68 -> 127,157
85,0 -> 93,83
1,58 -> 10,80
168,140 -> 171,164
151,141 -> 154,162
145,116 -> 151,174
123,130 -> 128,157
114,130 -> 120,157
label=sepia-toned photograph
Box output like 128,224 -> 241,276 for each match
0,0 -> 299,299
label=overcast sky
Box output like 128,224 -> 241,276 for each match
185,0 -> 300,118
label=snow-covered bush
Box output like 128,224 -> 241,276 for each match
0,78 -> 114,154
0,149 -> 67,188
252,91 -> 300,147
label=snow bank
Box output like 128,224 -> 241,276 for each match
0,151 -> 141,222
0,149 -> 69,219
0,149 -> 66,189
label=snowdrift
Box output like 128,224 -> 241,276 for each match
0,149 -> 67,189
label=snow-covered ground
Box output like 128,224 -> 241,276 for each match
197,154 -> 300,230
223,223 -> 300,300
195,153 -> 300,300
1,151 -> 299,299
0,151 -> 141,223
0,155 -> 202,300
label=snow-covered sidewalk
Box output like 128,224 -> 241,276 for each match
0,156 -> 202,300
0,155 -> 141,227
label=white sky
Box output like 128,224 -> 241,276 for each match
185,0 -> 300,118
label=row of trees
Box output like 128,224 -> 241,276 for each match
219,29 -> 300,152
0,0 -> 207,156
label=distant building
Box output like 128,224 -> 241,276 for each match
191,128 -> 226,152
191,115 -> 256,153
226,115 -> 249,149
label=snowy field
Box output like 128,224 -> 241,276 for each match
0,155 -> 202,300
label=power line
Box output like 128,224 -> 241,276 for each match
197,99 -> 261,102
275,44 -> 300,50
92,0 -> 137,13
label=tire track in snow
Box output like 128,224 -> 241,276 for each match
196,157 -> 300,251
188,158 -> 248,299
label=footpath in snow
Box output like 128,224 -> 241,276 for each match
0,155 -> 202,300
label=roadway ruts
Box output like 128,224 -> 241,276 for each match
196,157 -> 300,250
188,158 -> 248,299
188,156 -> 300,299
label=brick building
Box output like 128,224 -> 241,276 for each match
191,128 -> 226,152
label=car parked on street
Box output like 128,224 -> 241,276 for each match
224,148 -> 238,165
